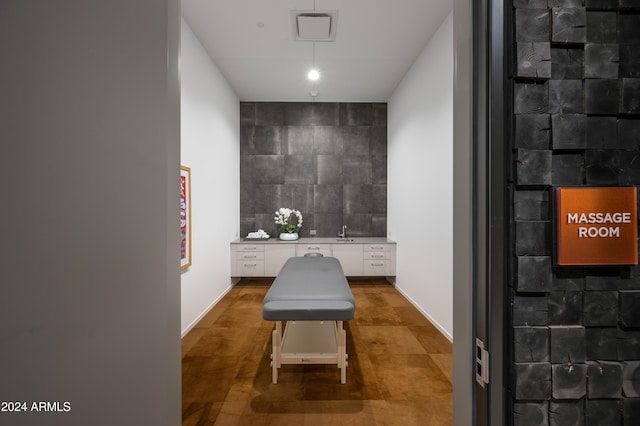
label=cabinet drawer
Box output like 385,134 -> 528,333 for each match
296,244 -> 332,257
236,251 -> 265,260
363,251 -> 390,260
235,244 -> 265,252
363,260 -> 392,276
364,244 -> 392,252
236,260 -> 265,276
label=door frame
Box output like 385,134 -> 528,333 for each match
453,0 -> 508,424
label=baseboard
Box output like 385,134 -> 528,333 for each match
394,284 -> 453,343
181,282 -> 234,338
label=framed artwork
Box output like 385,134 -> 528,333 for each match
180,165 -> 192,270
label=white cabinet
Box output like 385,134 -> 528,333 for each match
363,243 -> 396,276
296,243 -> 332,257
232,243 -> 296,277
331,244 -> 363,276
231,239 -> 396,278
232,244 -> 265,276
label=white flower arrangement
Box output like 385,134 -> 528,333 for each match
274,207 -> 303,234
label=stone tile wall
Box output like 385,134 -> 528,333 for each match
511,1 -> 640,425
240,102 -> 387,238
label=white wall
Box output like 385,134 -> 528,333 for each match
181,19 -> 240,335
388,12 -> 454,340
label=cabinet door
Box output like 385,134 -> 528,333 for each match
264,244 -> 296,276
331,244 -> 363,276
295,243 -> 332,257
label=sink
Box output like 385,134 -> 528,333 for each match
335,238 -> 355,242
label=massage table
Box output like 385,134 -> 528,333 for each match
262,254 -> 355,384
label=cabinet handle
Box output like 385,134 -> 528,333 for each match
243,246 -> 257,250
372,254 -> 384,258
370,246 -> 384,250
371,262 -> 385,266
308,246 -> 321,250
243,262 -> 257,266
243,255 -> 257,258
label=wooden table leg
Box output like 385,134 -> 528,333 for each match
271,321 -> 282,384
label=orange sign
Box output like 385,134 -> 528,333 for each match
556,187 -> 638,265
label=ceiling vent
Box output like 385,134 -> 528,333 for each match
291,11 -> 338,42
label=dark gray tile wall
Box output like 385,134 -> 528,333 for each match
510,2 -> 640,424
240,102 -> 387,238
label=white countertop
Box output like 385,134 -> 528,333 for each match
231,237 -> 396,244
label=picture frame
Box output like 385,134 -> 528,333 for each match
180,165 -> 192,270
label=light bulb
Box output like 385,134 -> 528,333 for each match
307,69 -> 320,81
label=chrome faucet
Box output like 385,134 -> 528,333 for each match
338,224 -> 348,239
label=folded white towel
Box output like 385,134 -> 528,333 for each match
247,229 -> 270,239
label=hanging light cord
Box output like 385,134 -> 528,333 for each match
311,0 -> 317,99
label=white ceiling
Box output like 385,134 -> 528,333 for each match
181,0 -> 453,102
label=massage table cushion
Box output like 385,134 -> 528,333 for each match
262,256 -> 355,321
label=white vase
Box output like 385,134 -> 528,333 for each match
279,232 -> 299,241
